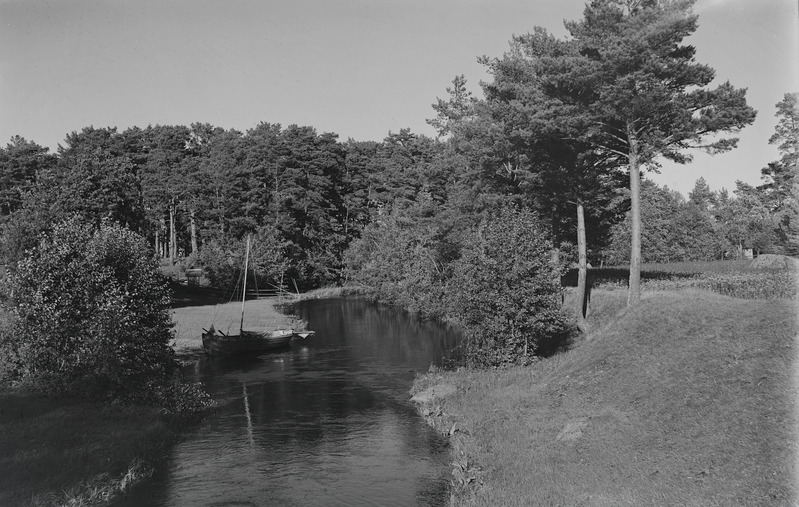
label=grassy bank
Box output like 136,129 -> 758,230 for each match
170,298 -> 306,355
412,288 -> 798,505
168,283 -> 360,356
0,389 -> 174,506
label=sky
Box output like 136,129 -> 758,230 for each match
1,0 -> 797,197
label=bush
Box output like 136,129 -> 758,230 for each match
448,206 -> 568,367
344,204 -> 450,318
3,218 -> 211,410
583,261 -> 797,300
705,271 -> 797,300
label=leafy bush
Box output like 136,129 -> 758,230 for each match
3,218 -> 212,410
448,206 -> 568,367
344,203 -> 450,318
572,261 -> 797,300
705,271 -> 797,300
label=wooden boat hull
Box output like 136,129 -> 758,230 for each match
202,329 -> 295,356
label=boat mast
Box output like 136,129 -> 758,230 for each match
240,235 -> 251,332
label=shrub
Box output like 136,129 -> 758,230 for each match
3,218 -> 211,410
705,271 -> 797,300
448,206 -> 568,367
344,205 -> 450,318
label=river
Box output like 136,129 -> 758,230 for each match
115,297 -> 461,507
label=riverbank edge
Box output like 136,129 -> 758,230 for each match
0,388 -> 184,507
407,286 -> 620,503
409,288 -> 798,505
410,378 -> 484,503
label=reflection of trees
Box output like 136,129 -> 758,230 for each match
294,297 -> 462,368
155,298 -> 455,505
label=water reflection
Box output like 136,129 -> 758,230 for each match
116,298 -> 460,507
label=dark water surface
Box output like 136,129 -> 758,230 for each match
116,298 -> 461,507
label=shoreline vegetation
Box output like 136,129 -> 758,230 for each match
411,277 -> 798,505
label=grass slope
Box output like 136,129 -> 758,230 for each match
416,289 -> 798,506
0,390 -> 171,506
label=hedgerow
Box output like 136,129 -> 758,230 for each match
564,260 -> 797,300
705,271 -> 797,300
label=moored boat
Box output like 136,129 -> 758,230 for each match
202,236 -> 316,356
202,327 -> 296,356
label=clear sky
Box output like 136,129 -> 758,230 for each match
1,0 -> 797,196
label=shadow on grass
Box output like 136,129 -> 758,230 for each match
169,282 -> 231,309
560,267 -> 697,288
537,328 -> 575,358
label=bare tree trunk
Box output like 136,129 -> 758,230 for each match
169,204 -> 177,264
550,204 -> 561,268
159,217 -> 167,258
155,229 -> 160,258
627,125 -> 642,306
189,209 -> 198,255
576,202 -> 589,333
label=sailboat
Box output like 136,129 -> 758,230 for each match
201,236 -> 314,356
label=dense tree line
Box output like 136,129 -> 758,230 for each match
0,0 -> 795,366
0,124 -> 454,291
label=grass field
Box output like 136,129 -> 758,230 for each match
413,287 -> 798,505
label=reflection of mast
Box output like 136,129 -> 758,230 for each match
243,382 -> 254,446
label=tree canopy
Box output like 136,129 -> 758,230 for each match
547,0 -> 756,304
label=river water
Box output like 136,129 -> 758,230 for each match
115,297 -> 461,507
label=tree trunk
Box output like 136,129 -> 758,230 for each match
159,217 -> 166,258
550,204 -> 561,268
576,202 -> 589,333
189,209 -> 198,255
169,204 -> 177,264
155,229 -> 160,258
627,125 -> 642,306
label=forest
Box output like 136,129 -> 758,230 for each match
0,99 -> 794,283
0,0 -> 796,363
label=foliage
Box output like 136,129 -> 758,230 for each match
534,0 -> 756,304
705,271 -> 797,300
448,206 -> 567,366
344,196 -> 450,317
573,259 -> 797,300
759,92 -> 799,254
3,218 -> 211,409
604,179 -> 729,263
0,136 -> 56,217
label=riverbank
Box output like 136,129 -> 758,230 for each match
412,288 -> 798,505
0,388 -> 174,506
